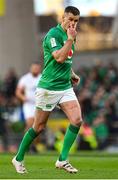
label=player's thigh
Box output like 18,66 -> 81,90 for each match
33,108 -> 51,132
35,88 -> 62,111
60,100 -> 82,126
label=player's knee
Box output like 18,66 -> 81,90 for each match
73,116 -> 83,127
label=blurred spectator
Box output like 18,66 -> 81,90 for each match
3,68 -> 18,105
76,61 -> 118,150
0,90 -> 8,152
105,94 -> 118,135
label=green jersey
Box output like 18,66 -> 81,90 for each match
38,24 -> 75,91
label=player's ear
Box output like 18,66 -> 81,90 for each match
62,14 -> 65,21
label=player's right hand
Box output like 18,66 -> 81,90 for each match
67,23 -> 77,41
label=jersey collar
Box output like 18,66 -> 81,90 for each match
57,24 -> 67,35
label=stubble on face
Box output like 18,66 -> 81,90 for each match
61,12 -> 79,32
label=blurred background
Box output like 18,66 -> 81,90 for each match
0,0 -> 118,154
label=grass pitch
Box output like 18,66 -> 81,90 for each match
0,151 -> 118,179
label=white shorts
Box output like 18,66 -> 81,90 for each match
35,87 -> 77,111
23,103 -> 35,119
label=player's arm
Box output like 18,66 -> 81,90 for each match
16,86 -> 26,102
71,68 -> 80,85
52,26 -> 77,63
52,40 -> 73,63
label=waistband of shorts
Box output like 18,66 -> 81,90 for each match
36,87 -> 73,93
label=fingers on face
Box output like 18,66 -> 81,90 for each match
69,22 -> 77,30
74,22 -> 77,30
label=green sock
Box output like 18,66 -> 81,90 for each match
59,124 -> 80,161
16,128 -> 38,161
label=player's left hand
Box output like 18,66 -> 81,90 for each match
71,73 -> 80,86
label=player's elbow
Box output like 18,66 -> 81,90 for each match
52,50 -> 65,63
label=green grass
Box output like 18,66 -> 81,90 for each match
0,152 -> 118,179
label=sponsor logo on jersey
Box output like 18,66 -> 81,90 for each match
50,38 -> 57,47
65,61 -> 72,64
68,49 -> 73,59
64,41 -> 73,59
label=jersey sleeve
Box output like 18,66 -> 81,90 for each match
45,30 -> 63,53
17,77 -> 26,88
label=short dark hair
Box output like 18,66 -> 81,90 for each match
64,6 -> 80,16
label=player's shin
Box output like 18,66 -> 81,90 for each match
16,128 -> 39,161
59,123 -> 81,161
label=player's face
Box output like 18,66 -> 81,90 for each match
62,12 -> 80,31
30,64 -> 41,77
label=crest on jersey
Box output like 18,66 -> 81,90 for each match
50,38 -> 57,47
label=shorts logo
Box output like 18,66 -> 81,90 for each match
50,38 -> 57,47
46,104 -> 52,109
